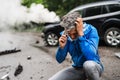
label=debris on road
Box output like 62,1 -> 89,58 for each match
0,65 -> 11,70
35,40 -> 39,44
40,75 -> 44,79
0,48 -> 21,56
0,73 -> 10,80
6,76 -> 10,80
115,53 -> 120,59
27,56 -> 32,60
14,64 -> 23,77
31,44 -> 49,53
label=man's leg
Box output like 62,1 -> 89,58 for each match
83,61 -> 103,80
48,66 -> 86,80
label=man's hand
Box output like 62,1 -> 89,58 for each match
75,18 -> 84,36
59,35 -> 67,49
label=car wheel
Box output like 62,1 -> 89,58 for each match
104,27 -> 120,47
45,32 -> 59,46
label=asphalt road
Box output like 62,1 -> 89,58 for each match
0,32 -> 119,80
0,32 -> 69,80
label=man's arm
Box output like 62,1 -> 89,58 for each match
56,34 -> 68,63
56,45 -> 68,63
75,18 -> 99,60
78,26 -> 99,60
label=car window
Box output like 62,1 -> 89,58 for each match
101,6 -> 108,14
84,6 -> 101,17
108,4 -> 120,12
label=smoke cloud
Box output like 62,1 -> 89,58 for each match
0,0 -> 60,31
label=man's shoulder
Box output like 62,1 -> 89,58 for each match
84,23 -> 96,29
83,23 -> 97,34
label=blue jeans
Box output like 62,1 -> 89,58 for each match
48,61 -> 103,80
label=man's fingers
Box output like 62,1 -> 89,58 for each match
75,22 -> 79,26
60,39 -> 65,43
62,35 -> 67,38
76,17 -> 82,21
75,18 -> 83,27
60,37 -> 66,42
76,18 -> 83,24
59,35 -> 67,43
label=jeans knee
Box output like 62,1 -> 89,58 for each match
83,61 -> 102,80
83,61 -> 96,72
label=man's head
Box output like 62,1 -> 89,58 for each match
60,12 -> 81,40
60,11 -> 81,31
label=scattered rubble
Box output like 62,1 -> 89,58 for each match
40,76 -> 44,79
0,73 -> 10,80
14,64 -> 23,77
0,48 -> 21,56
0,65 -> 11,70
115,53 -> 120,59
35,40 -> 39,44
31,44 -> 49,53
30,77 -> 33,79
27,56 -> 32,60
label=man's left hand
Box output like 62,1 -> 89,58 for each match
75,18 -> 84,36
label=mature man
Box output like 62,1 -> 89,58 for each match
49,12 -> 104,80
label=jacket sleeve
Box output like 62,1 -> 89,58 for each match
78,26 -> 99,60
56,44 -> 68,63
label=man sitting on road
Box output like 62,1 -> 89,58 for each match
49,12 -> 104,80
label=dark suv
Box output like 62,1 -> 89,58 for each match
41,0 -> 120,47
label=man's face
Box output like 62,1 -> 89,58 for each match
67,28 -> 78,40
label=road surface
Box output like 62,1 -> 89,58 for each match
0,32 -> 119,80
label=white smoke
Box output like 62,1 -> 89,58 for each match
0,0 -> 60,31
28,3 -> 60,23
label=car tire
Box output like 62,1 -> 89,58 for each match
45,32 -> 59,46
104,27 -> 120,47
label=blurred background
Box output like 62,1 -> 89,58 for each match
0,0 -> 107,32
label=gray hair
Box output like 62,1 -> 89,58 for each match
60,11 -> 81,30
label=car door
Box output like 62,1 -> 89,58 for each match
82,6 -> 103,33
105,3 -> 120,19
